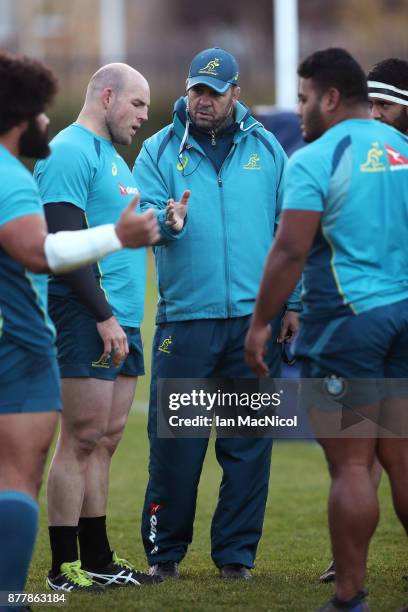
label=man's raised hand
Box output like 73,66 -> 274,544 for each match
115,193 -> 160,248
165,190 -> 190,232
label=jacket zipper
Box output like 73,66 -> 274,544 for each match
217,173 -> 230,317
217,143 -> 237,318
187,138 -> 237,318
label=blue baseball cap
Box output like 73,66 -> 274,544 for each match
186,47 -> 239,94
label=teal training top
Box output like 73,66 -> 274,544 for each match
134,99 -> 301,322
35,123 -> 146,327
0,145 -> 55,354
283,119 -> 408,319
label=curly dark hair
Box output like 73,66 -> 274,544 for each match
298,48 -> 368,104
0,52 -> 58,135
368,58 -> 408,90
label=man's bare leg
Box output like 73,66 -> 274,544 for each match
46,378 -> 114,584
370,457 -> 383,490
1,411 -> 58,498
77,376 -> 137,570
319,418 -> 382,586
80,376 -> 137,517
377,397 -> 408,533
0,411 -> 58,590
319,435 -> 378,601
47,378 -> 115,526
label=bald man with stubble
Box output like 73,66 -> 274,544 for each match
35,63 -> 161,592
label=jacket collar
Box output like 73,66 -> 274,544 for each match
172,96 -> 262,157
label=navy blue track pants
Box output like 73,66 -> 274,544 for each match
141,314 -> 282,568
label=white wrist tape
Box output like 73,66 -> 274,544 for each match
44,224 -> 123,274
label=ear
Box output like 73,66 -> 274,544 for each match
321,87 -> 341,113
101,87 -> 114,110
232,86 -> 241,104
19,119 -> 29,133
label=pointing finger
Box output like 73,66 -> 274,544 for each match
127,192 -> 140,213
180,190 -> 191,205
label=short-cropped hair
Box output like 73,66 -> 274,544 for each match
298,48 -> 368,104
0,52 -> 57,135
368,58 -> 408,91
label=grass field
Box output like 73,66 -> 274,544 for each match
27,422 -> 406,612
26,251 -> 406,611
136,249 -> 158,404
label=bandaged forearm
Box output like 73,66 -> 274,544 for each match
44,224 -> 123,273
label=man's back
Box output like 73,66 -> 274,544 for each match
284,119 -> 408,318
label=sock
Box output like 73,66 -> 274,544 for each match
0,490 -> 38,591
78,515 -> 112,569
333,590 -> 367,609
48,526 -> 78,575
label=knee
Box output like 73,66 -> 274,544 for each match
376,443 -> 406,475
327,460 -> 371,480
98,420 -> 127,457
68,425 -> 106,459
0,457 -> 45,499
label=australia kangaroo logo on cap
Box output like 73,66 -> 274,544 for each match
198,58 -> 220,76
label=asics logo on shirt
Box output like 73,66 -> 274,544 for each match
177,156 -> 188,171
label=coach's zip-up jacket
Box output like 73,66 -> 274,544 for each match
134,97 -> 301,323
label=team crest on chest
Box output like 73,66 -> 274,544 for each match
243,154 -> 261,170
360,142 -> 386,172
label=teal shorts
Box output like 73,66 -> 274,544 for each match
0,339 -> 61,414
49,296 -> 144,380
295,298 -> 408,411
296,298 -> 408,379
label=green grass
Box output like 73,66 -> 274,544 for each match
27,426 -> 406,612
25,250 -> 406,611
137,249 -> 158,404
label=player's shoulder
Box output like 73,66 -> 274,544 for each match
48,123 -> 104,165
253,123 -> 280,145
250,124 -> 287,159
36,124 -> 99,179
0,148 -> 37,194
332,119 -> 408,165
376,120 -> 408,145
0,150 -> 41,222
290,123 -> 350,172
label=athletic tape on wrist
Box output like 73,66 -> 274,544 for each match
44,224 -> 122,273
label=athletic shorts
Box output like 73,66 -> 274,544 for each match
49,296 -> 144,380
295,297 -> 408,409
0,340 -> 61,414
